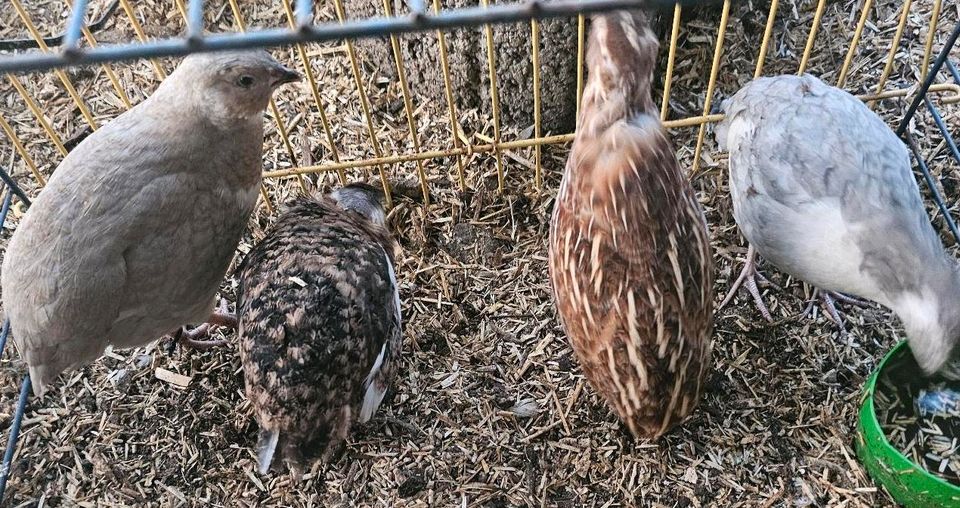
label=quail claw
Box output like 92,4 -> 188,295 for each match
175,324 -> 228,350
799,289 -> 871,333
163,299 -> 236,351
718,244 -> 775,322
206,299 -> 238,328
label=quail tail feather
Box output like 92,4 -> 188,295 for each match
256,428 -> 280,475
360,343 -> 389,423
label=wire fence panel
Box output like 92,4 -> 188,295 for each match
0,0 -> 958,503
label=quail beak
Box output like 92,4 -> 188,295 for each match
270,66 -> 302,87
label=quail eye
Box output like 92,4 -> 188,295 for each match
236,75 -> 255,88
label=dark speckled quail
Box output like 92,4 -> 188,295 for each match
715,74 -> 960,378
548,10 -> 714,439
237,183 -> 401,475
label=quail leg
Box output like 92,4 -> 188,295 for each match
166,299 -> 236,350
206,304 -> 238,329
174,323 -> 228,349
800,289 -> 871,332
718,245 -> 776,322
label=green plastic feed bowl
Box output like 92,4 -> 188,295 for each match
855,340 -> 960,507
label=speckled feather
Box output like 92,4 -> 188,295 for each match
237,193 -> 400,473
717,74 -> 960,376
548,11 -> 714,438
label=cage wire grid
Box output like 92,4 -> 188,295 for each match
0,0 -> 958,504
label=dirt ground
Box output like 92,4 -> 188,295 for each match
0,0 -> 959,506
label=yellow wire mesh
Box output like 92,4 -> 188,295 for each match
6,74 -> 68,157
868,0 -> 914,108
281,0 -> 347,186
1,1 -> 958,203
753,0 -> 778,79
531,18 -> 543,189
836,0 -> 874,89
690,0 -> 730,174
332,0 -> 393,208
382,0 -> 431,204
660,4 -> 682,121
798,0 -> 827,75
922,0 -> 943,82
433,0 -> 468,192
11,0 -> 98,130
117,0 -> 167,80
480,0 -> 505,193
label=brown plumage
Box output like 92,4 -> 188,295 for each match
547,10 -> 714,438
237,183 -> 401,475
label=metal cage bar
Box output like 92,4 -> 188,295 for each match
433,0 -> 468,191
949,60 -> 960,84
797,0 -> 826,75
924,97 -> 960,185
383,0 -> 431,204
332,0 -> 393,208
690,0 -> 730,174
0,375 -> 30,501
0,0 -> 693,74
896,19 -> 960,245
906,132 -> 960,243
187,0 -> 205,43
295,0 -> 315,28
753,0 -> 778,78
480,0 -> 505,193
64,0 -> 91,54
0,166 -> 32,206
897,20 -> 960,136
117,0 -> 168,80
835,0 -> 874,89
660,4 -> 682,120
531,18 -> 543,189
281,0 -> 348,185
11,0 -> 99,130
0,167 -> 31,500
868,0 -> 912,108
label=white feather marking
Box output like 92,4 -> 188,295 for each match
620,16 -> 642,53
360,343 -> 388,423
625,291 -> 650,391
360,249 -> 401,423
384,248 -> 402,330
256,428 -> 280,475
606,346 -> 631,414
590,233 -> 603,297
628,155 -> 641,180
657,373 -> 685,436
667,232 -> 685,308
